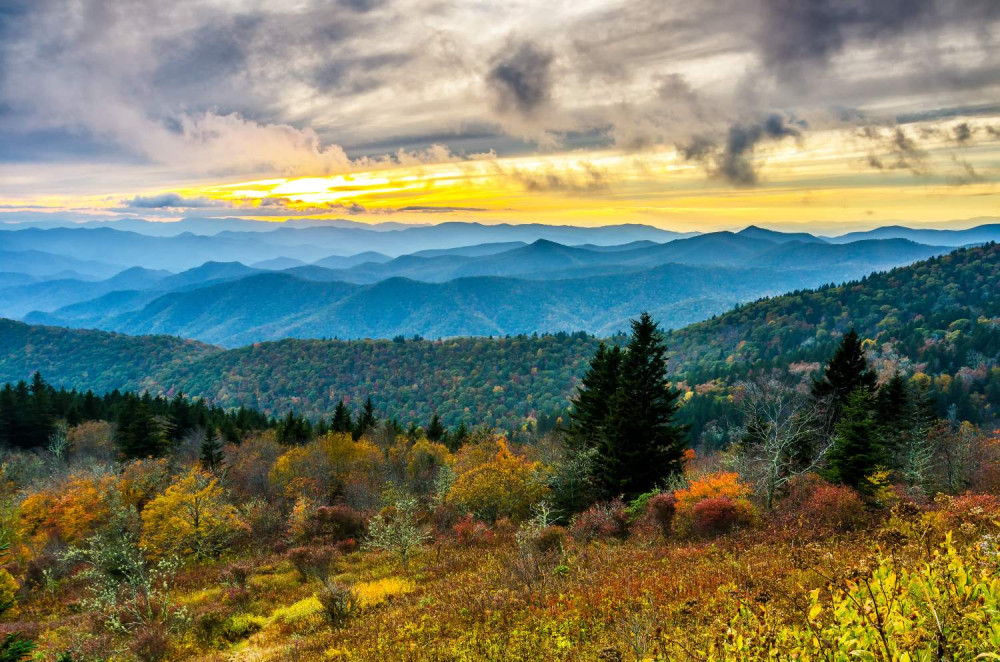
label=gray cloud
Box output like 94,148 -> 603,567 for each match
487,41 -> 554,117
859,127 -> 929,174
0,0 -> 996,193
678,113 -> 803,186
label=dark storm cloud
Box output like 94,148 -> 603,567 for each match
505,162 -> 609,193
486,41 -> 554,116
953,122 -> 973,145
678,114 -> 803,186
758,0 -> 936,82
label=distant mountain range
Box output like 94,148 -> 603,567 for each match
12,231 -> 951,345
0,218 -> 994,345
2,243 -> 996,428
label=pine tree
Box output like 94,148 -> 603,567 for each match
25,372 -> 55,448
331,401 -> 353,433
566,343 -> 622,453
277,411 -> 311,445
353,397 -> 378,440
812,329 -> 877,421
117,397 -> 167,459
875,372 -> 910,462
448,422 -> 468,452
426,412 -> 445,442
594,313 -> 688,499
825,388 -> 886,488
200,425 -> 225,474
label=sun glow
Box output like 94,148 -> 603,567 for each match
6,119 -> 998,233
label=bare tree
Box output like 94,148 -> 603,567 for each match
731,376 -> 832,509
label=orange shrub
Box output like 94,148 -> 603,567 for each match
674,472 -> 755,536
19,473 -> 114,550
118,457 -> 171,510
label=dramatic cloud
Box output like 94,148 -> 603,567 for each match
678,114 -> 804,186
0,0 -> 997,199
487,41 -> 554,117
859,127 -> 929,174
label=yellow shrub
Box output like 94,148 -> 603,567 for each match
0,568 -> 19,615
270,596 -> 323,625
446,439 -> 549,521
353,577 -> 415,608
141,468 -> 246,561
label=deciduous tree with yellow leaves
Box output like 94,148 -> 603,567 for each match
140,468 -> 246,561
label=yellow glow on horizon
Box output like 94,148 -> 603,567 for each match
9,117 -> 999,233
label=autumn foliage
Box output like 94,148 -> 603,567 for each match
446,438 -> 549,522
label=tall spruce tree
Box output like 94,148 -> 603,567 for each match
200,425 -> 225,474
331,401 -> 352,434
353,397 -> 378,440
426,412 -> 446,442
116,396 -> 167,459
594,313 -> 688,499
876,372 -> 910,460
812,329 -> 877,421
825,388 -> 885,488
566,343 -> 623,452
26,372 -> 55,449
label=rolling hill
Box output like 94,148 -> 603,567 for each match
2,244 -> 997,432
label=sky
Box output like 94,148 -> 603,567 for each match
0,0 -> 998,233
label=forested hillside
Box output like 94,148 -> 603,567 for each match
0,322 -> 601,430
1,244 -> 998,433
668,242 -> 1000,430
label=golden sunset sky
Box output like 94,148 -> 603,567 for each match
1,1 -> 997,233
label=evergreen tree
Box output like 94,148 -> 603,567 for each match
353,397 -> 378,440
116,397 -> 167,459
331,401 -> 353,434
448,422 -> 469,452
277,410 -> 311,445
594,313 -> 688,499
825,388 -> 886,488
875,372 -> 910,462
812,329 -> 877,422
25,372 -> 55,448
566,343 -> 622,452
426,412 -> 445,442
200,425 -> 225,474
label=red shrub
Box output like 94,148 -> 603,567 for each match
691,497 -> 754,537
646,493 -> 677,536
452,514 -> 493,547
938,493 -> 1000,536
777,474 -> 868,535
334,538 -> 358,554
800,484 -> 868,533
570,499 -> 629,542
